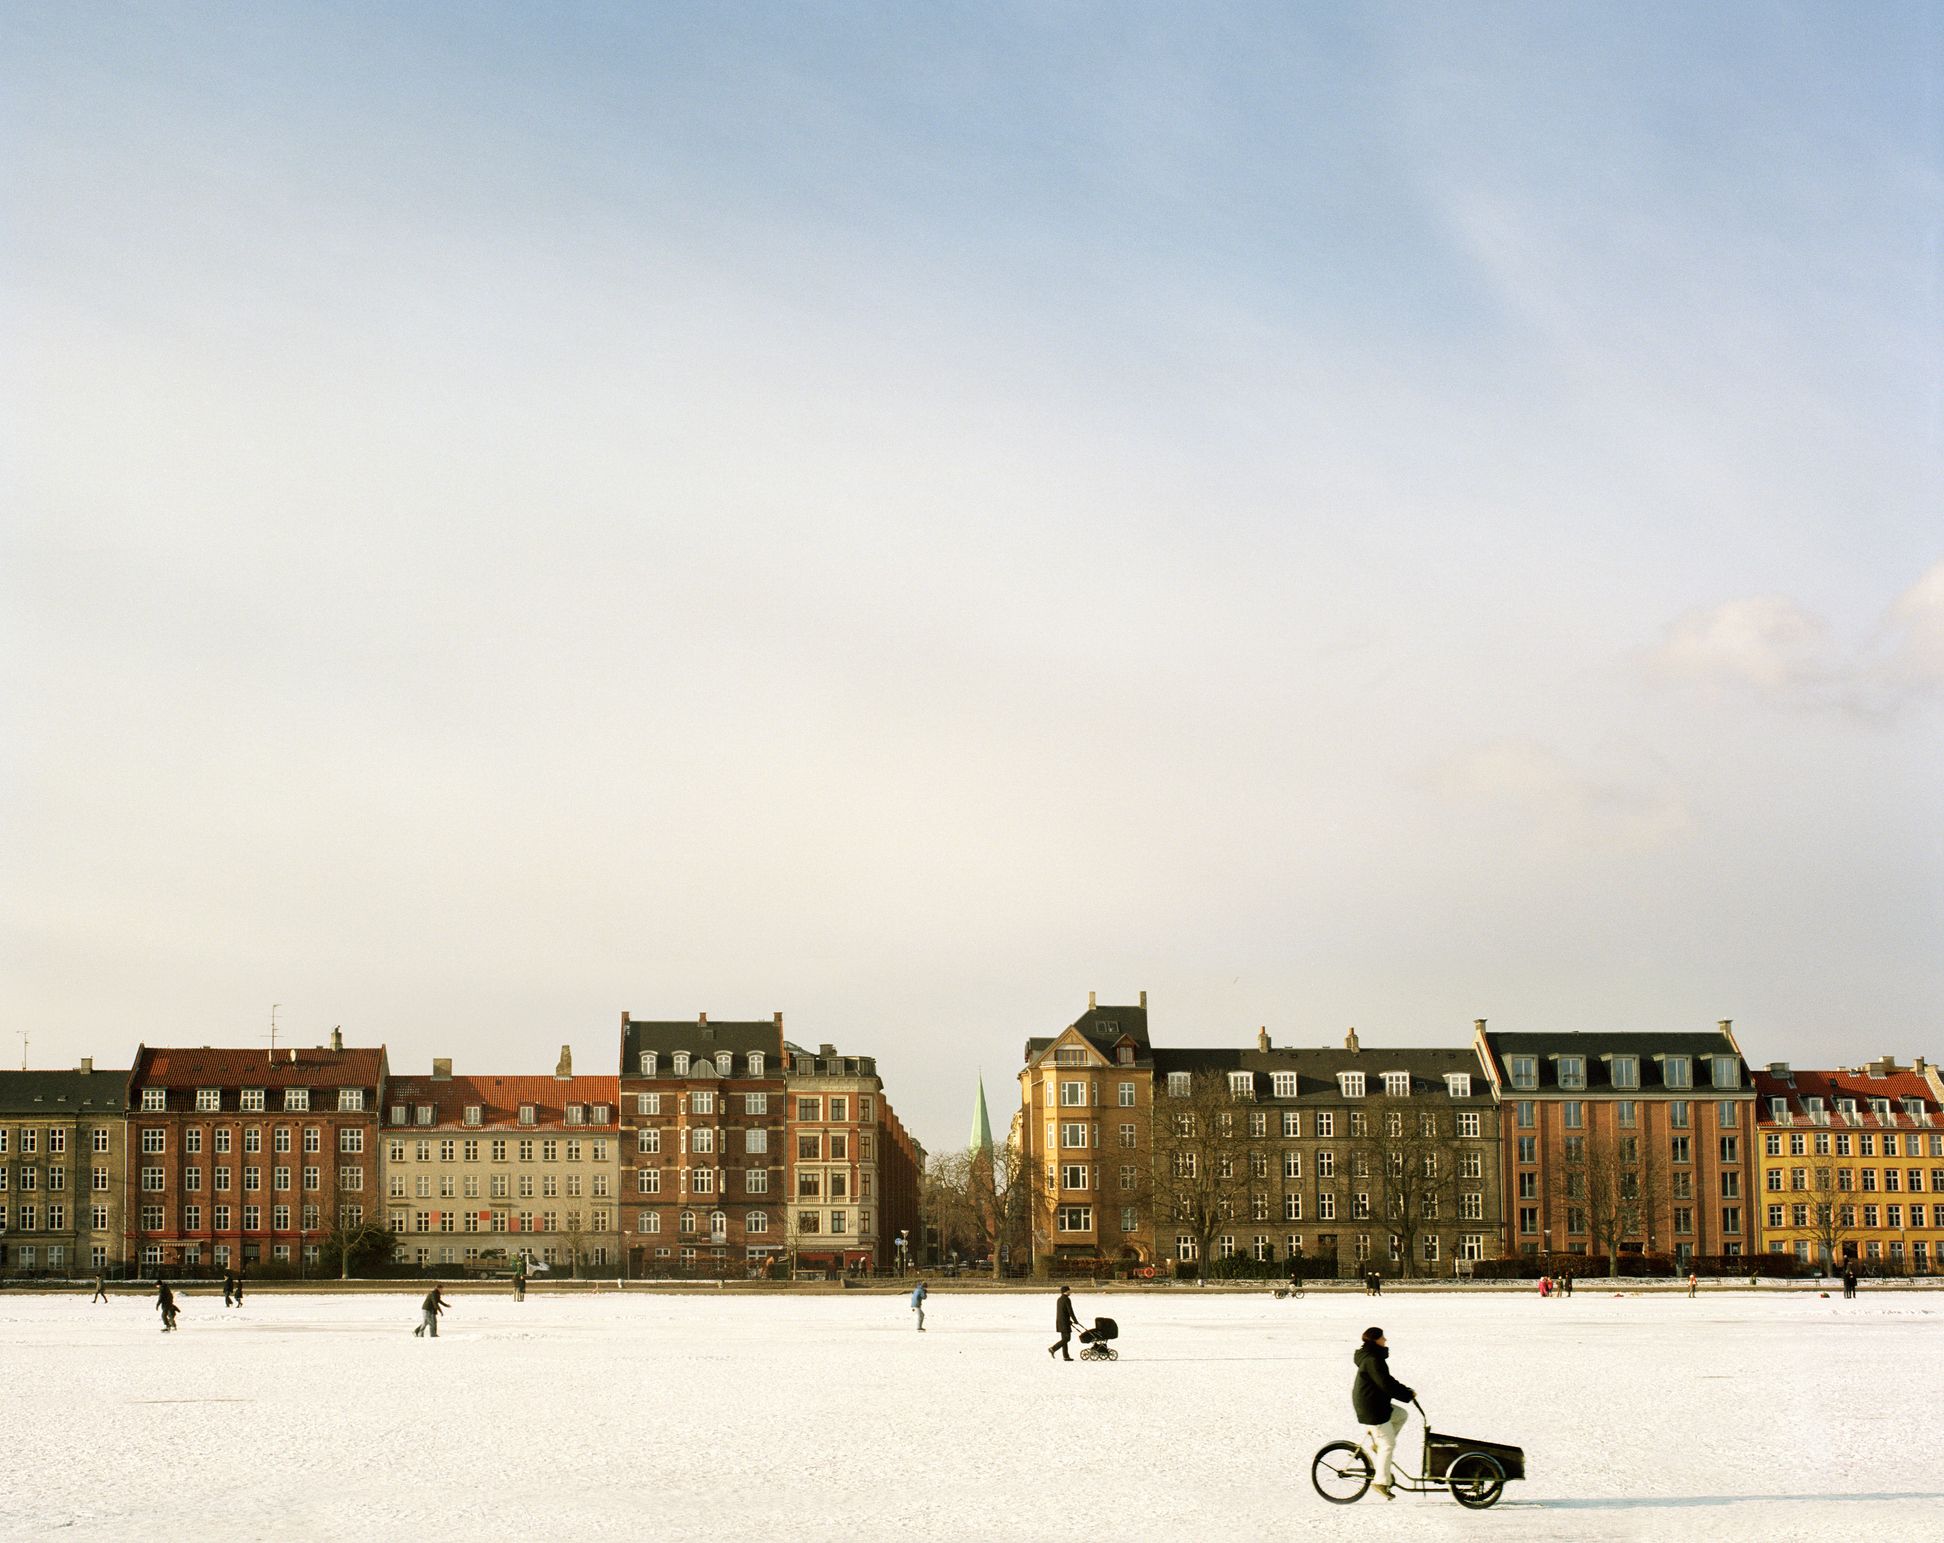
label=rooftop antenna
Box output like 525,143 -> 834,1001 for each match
269,1004 -> 280,1063
17,1029 -> 26,1071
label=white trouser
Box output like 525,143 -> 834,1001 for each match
1364,1406 -> 1408,1487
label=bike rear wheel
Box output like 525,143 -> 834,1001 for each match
1311,1441 -> 1373,1504
1447,1451 -> 1505,1509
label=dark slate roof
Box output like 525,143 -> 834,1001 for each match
1025,1001 -> 1152,1064
1150,1045 -> 1494,1102
0,1068 -> 129,1115
782,1043 -> 880,1079
1479,1030 -> 1748,1094
620,1016 -> 783,1070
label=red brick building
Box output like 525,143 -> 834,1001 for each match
127,1034 -> 387,1272
781,1041 -> 926,1272
618,1012 -> 786,1276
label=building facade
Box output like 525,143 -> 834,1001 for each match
618,1012 -> 787,1276
126,1036 -> 387,1272
0,1062 -> 129,1275
1018,994 -> 1157,1269
381,1048 -> 621,1272
781,1041 -> 925,1272
1475,1021 -> 1757,1266
1753,1057 -> 1944,1272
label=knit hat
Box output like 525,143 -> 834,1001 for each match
1362,1326 -> 1385,1344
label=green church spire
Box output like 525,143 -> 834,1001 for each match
969,1073 -> 994,1154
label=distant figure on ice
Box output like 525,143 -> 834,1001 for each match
233,1269 -> 245,1307
1842,1263 -> 1858,1300
90,1274 -> 108,1304
1353,1327 -> 1415,1502
222,1272 -> 237,1308
514,1255 -> 527,1302
1538,1275 -> 1552,1299
1560,1272 -> 1573,1298
909,1280 -> 928,1331
1686,1272 -> 1698,1298
1048,1285 -> 1077,1361
154,1280 -> 180,1332
1287,1254 -> 1302,1293
415,1285 -> 448,1338
1366,1271 -> 1384,1297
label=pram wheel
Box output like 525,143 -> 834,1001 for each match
1080,1342 -> 1117,1361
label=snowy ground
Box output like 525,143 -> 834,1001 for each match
2,1286 -> 1941,1541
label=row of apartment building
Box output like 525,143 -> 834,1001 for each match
0,1014 -> 923,1277
1016,996 -> 1944,1276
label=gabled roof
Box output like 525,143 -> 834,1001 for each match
1024,1001 -> 1151,1066
132,1044 -> 386,1090
621,1016 -> 783,1069
385,1073 -> 621,1129
1478,1030 -> 1747,1094
0,1068 -> 129,1115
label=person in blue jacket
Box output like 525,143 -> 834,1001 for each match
909,1280 -> 928,1331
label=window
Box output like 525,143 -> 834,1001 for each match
1509,1057 -> 1538,1091
339,1129 -> 363,1154
284,1089 -> 309,1111
1383,1072 -> 1410,1097
1558,1056 -> 1586,1090
638,1052 -> 657,1075
1338,1072 -> 1366,1098
715,1052 -> 732,1076
672,1054 -> 690,1076
1711,1056 -> 1741,1089
1229,1072 -> 1255,1099
1282,1111 -> 1301,1138
747,1052 -> 764,1076
744,1092 -> 767,1115
1119,1123 -> 1136,1148
1118,1081 -> 1137,1107
1166,1072 -> 1190,1098
1617,1100 -> 1636,1128
464,1106 -> 483,1126
1563,1101 -> 1583,1129
1457,1112 -> 1481,1139
241,1089 -> 266,1111
1663,1056 -> 1692,1089
1315,1112 -> 1334,1139
191,1088 -> 220,1112
1610,1055 -> 1639,1090
140,1128 -> 167,1154
1060,1080 -> 1089,1107
519,1105 -> 537,1126
141,1089 -> 166,1111
1061,1164 -> 1089,1190
1061,1123 -> 1089,1149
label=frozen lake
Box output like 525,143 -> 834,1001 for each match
2,1285 -> 1940,1540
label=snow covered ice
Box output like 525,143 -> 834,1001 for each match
3,1285 -> 1941,1541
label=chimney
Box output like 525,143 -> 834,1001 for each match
698,1012 -> 707,1025
1139,990 -> 1147,1009
1474,1019 -> 1487,1035
432,1058 -> 453,1080
79,1057 -> 93,1074
774,1012 -> 783,1029
819,1043 -> 836,1058
330,1027 -> 343,1052
1916,1057 -> 1929,1076
1256,1027 -> 1270,1052
620,1011 -> 630,1029
1088,991 -> 1096,1010
1767,1062 -> 1791,1078
1346,1027 -> 1361,1055
1718,1019 -> 1733,1036
555,1045 -> 573,1080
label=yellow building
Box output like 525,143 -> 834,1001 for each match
1753,1057 -> 1944,1273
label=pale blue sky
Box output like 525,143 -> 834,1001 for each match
5,3 -> 1941,1150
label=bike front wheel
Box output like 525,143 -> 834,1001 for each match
1311,1441 -> 1373,1504
1447,1451 -> 1505,1509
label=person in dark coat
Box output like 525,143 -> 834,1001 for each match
222,1272 -> 236,1308
1352,1327 -> 1414,1500
1842,1263 -> 1858,1299
233,1269 -> 245,1307
1048,1285 -> 1077,1361
1287,1253 -> 1302,1292
154,1280 -> 180,1332
513,1254 -> 527,1302
415,1285 -> 448,1338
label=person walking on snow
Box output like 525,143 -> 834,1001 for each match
233,1269 -> 245,1307
1048,1285 -> 1078,1361
90,1274 -> 108,1303
1352,1327 -> 1415,1502
910,1280 -> 928,1331
222,1272 -> 236,1308
514,1255 -> 527,1302
1842,1263 -> 1858,1299
415,1285 -> 448,1338
154,1279 -> 180,1332
1686,1272 -> 1698,1298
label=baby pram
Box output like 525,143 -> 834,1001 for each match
1078,1316 -> 1119,1361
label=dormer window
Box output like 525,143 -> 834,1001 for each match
1056,1047 -> 1087,1066
565,1105 -> 585,1126
1228,1072 -> 1255,1099
284,1088 -> 309,1111
1871,1098 -> 1892,1122
1117,1045 -> 1134,1065
748,1053 -> 764,1076
196,1088 -> 221,1112
1557,1056 -> 1586,1090
1838,1098 -> 1859,1123
715,1051 -> 732,1076
1338,1072 -> 1366,1098
1769,1097 -> 1790,1123
592,1104 -> 610,1125
1382,1072 -> 1410,1097
1610,1055 -> 1639,1090
1166,1072 -> 1191,1098
518,1104 -> 537,1126
1663,1056 -> 1692,1089
1711,1056 -> 1740,1090
241,1088 -> 266,1111
672,1053 -> 690,1076
1272,1072 -> 1299,1098
389,1105 -> 407,1126
639,1052 -> 657,1075
338,1089 -> 364,1112
1508,1057 -> 1538,1091
415,1105 -> 434,1126
1804,1096 -> 1826,1125
1444,1073 -> 1471,1098
1903,1098 -> 1928,1123
141,1088 -> 166,1111
463,1106 -> 483,1126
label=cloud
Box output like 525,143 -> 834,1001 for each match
1645,561 -> 1944,718
1424,740 -> 1691,855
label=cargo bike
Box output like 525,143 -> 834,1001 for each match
1311,1400 -> 1524,1509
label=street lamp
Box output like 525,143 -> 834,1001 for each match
896,1230 -> 909,1276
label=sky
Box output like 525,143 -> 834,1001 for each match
4,2 -> 1941,1155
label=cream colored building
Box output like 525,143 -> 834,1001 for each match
0,1062 -> 128,1276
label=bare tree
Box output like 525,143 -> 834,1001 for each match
1346,1097 -> 1462,1279
1148,1070 -> 1256,1273
1802,1163 -> 1856,1274
922,1146 -> 1036,1278
1558,1126 -> 1671,1275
